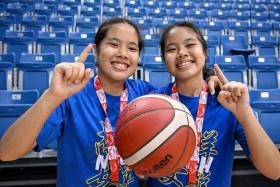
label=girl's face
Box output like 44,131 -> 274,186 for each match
163,26 -> 206,81
94,23 -> 140,82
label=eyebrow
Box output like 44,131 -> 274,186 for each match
166,37 -> 197,48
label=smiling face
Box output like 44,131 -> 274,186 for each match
163,26 -> 206,82
94,23 -> 140,84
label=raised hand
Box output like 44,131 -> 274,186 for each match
48,44 -> 93,102
214,64 -> 250,116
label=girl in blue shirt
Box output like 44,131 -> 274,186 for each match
147,21 -> 280,187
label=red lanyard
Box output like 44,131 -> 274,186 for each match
94,75 -> 128,183
171,81 -> 208,185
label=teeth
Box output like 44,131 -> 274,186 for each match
176,61 -> 191,68
113,62 -> 128,70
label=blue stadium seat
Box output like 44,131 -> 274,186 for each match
202,20 -> 228,36
33,3 -> 57,17
83,0 -> 101,7
142,33 -> 160,45
142,44 -> 160,56
208,10 -> 231,21
216,2 -> 232,11
0,15 -> 15,42
148,8 -> 167,19
187,9 -> 209,21
57,4 -> 79,16
68,32 -> 95,55
62,0 -> 81,6
0,53 -> 15,90
102,6 -> 122,18
126,7 -> 147,18
143,63 -> 172,88
0,90 -> 39,140
249,89 -> 280,143
80,5 -> 101,18
153,19 -> 175,34
21,15 -> 48,40
17,53 -> 55,95
167,8 -> 187,20
125,0 -> 142,8
228,21 -> 251,45
61,54 -> 96,70
230,10 -> 250,22
142,0 -> 159,9
252,35 -> 278,57
251,21 -> 273,36
204,33 -> 220,66
220,35 -> 255,60
36,31 -> 67,63
250,11 -> 270,22
215,55 -> 248,84
3,30 -> 34,63
6,3 -> 28,24
75,16 -> 99,33
248,55 -> 280,89
48,15 -> 74,38
131,17 -> 154,34
141,54 -> 163,65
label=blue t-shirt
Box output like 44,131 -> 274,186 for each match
147,83 -> 250,187
36,78 -> 155,187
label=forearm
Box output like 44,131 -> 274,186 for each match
0,90 -> 63,161
237,109 -> 280,180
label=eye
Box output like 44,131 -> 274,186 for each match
108,42 -> 118,47
186,43 -> 196,48
129,47 -> 138,52
166,48 -> 176,52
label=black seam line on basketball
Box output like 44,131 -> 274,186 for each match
117,107 -> 192,136
119,108 -> 192,159
129,125 -> 191,172
161,110 -> 194,177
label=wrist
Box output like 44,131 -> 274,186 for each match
43,89 -> 65,107
235,107 -> 255,126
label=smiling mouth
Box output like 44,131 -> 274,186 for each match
112,61 -> 129,70
176,61 -> 193,69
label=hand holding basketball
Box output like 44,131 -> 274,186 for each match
48,44 -> 92,101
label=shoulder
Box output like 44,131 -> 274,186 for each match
125,79 -> 156,96
150,83 -> 173,95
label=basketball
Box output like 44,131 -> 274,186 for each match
115,94 -> 196,178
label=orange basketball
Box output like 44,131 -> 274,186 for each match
115,94 -> 196,178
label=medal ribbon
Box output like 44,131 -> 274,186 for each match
94,75 -> 128,183
171,81 -> 208,185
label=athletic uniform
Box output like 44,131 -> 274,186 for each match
147,83 -> 250,187
35,78 -> 154,187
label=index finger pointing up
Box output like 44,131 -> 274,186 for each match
76,44 -> 93,64
213,63 -> 229,85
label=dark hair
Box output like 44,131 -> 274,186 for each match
160,21 -> 214,80
94,17 -> 143,54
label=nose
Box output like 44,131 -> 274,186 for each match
117,45 -> 128,58
177,47 -> 188,58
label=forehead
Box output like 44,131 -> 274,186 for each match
104,23 -> 139,41
166,26 -> 198,43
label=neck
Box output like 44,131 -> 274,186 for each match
175,76 -> 204,97
97,73 -> 125,96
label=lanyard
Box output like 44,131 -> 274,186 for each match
94,75 -> 128,183
171,81 -> 208,185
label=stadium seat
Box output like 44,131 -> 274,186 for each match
57,4 -> 79,16
3,30 -> 34,63
204,33 -> 220,66
0,15 -> 15,42
0,90 -> 39,140
251,21 -> 273,36
33,3 -> 57,17
61,54 -> 96,70
248,55 -> 280,89
230,10 -> 250,22
36,31 -> 67,63
249,89 -> 280,143
215,55 -> 248,84
21,15 -> 48,40
68,32 -> 95,55
80,5 -> 101,19
228,21 -> 251,46
143,63 -> 173,88
252,35 -> 278,57
0,53 -> 15,90
17,53 -> 55,95
220,35 -> 255,61
6,3 -> 28,24
75,16 -> 99,33
48,15 -> 74,38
